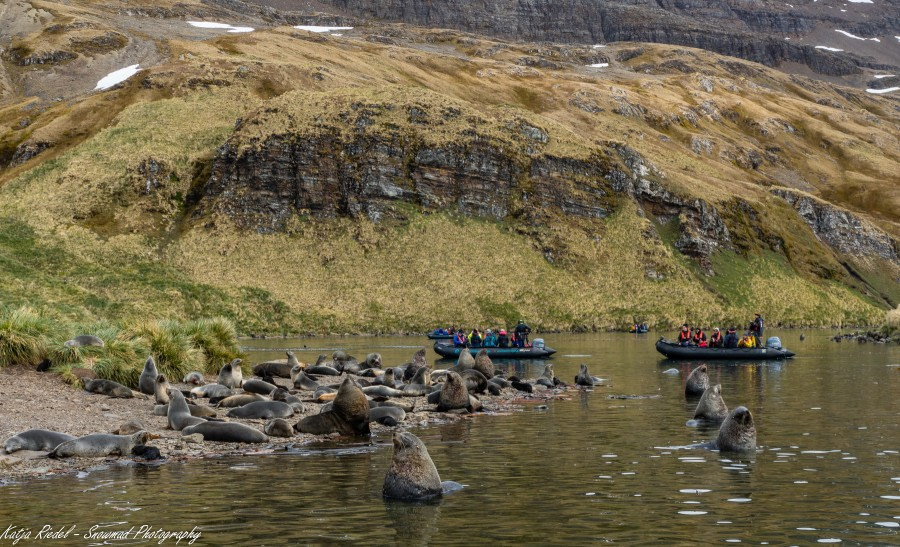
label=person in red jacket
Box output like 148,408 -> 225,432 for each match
692,327 -> 706,346
709,327 -> 723,348
677,324 -> 692,346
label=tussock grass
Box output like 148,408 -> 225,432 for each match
0,307 -> 63,368
171,317 -> 244,373
127,320 -> 205,380
885,305 -> 900,337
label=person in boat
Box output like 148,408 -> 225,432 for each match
469,328 -> 483,347
515,320 -> 531,348
497,329 -> 509,348
749,313 -> 764,346
449,325 -> 457,334
692,327 -> 707,346
709,327 -> 724,348
483,329 -> 498,347
677,324 -> 692,346
453,331 -> 467,347
738,332 -> 756,348
723,326 -> 738,348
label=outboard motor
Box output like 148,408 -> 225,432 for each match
765,336 -> 782,350
533,338 -> 545,350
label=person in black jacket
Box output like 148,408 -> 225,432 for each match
723,326 -> 739,348
497,329 -> 509,348
749,313 -> 764,346
514,320 -> 531,347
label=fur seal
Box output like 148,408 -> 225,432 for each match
190,384 -> 233,399
693,384 -> 728,422
253,351 -> 299,378
453,349 -> 475,372
365,352 -> 382,369
168,390 -> 207,430
216,393 -> 266,408
111,421 -> 147,435
363,385 -> 407,398
510,379 -> 534,393
64,335 -> 105,348
715,406 -> 756,452
402,349 -> 429,381
4,430 -> 75,453
382,432 -> 443,500
50,431 -> 153,458
131,445 -> 163,461
264,418 -> 294,437
153,402 -> 215,418
271,388 -> 304,412
182,371 -> 205,385
575,364 -> 595,387
154,374 -> 171,404
217,359 -> 244,389
138,356 -> 158,395
242,378 -> 278,395
292,367 -> 321,390
226,400 -> 294,419
333,350 -> 352,363
307,364 -> 341,376
685,365 -> 710,397
436,372 -> 470,412
373,368 -> 397,388
373,399 -> 415,413
182,422 -> 268,443
370,406 -> 406,425
295,377 -> 370,436
461,369 -> 488,394
536,365 -> 555,388
473,350 -> 495,379
83,378 -> 133,398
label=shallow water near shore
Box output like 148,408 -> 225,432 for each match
2,331 -> 899,544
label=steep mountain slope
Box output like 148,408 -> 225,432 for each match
0,0 -> 896,333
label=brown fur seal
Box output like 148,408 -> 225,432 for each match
64,335 -> 105,348
253,352 -> 299,378
138,356 -> 158,395
715,406 -> 756,452
694,384 -> 728,421
685,365 -> 710,397
473,350 -> 494,379
436,372 -> 470,412
536,364 -> 555,388
50,431 -> 153,458
373,367 -> 397,388
403,349 -> 429,381
216,393 -> 266,408
226,400 -> 294,419
153,402 -> 216,418
382,432 -> 443,500
154,374 -> 171,404
369,406 -> 406,425
365,352 -> 382,369
574,364 -> 594,387
292,367 -> 320,390
453,349 -> 475,372
111,421 -> 147,435
461,369 -> 488,394
4,430 -> 75,453
295,377 -> 370,436
83,378 -> 133,398
272,388 -> 304,412
182,422 -> 268,443
190,384 -> 232,399
242,378 -> 278,395
217,359 -> 244,388
182,371 -> 205,385
167,389 -> 207,430
264,418 -> 294,437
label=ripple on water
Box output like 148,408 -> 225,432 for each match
679,489 -> 712,494
817,539 -> 841,543
678,510 -> 707,515
881,495 -> 900,500
875,522 -> 899,528
727,498 -> 752,503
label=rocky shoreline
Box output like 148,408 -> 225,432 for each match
0,356 -> 571,484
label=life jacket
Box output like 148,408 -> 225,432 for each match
710,332 -> 722,345
678,329 -> 691,342
693,330 -> 706,343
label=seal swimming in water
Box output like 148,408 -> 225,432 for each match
264,418 -> 294,438
693,384 -> 728,422
382,432 -> 443,500
217,359 -> 244,389
64,335 -> 104,348
154,374 -> 171,405
138,356 -> 158,395
182,422 -> 268,443
295,377 -> 370,436
50,431 -> 153,458
685,365 -> 710,397
167,390 -> 207,431
575,364 -> 595,387
226,400 -> 294,419
715,406 -> 756,452
242,378 -> 278,395
83,378 -> 133,398
182,371 -> 205,385
4,430 -> 75,453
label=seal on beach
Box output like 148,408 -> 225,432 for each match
217,359 -> 244,389
264,418 -> 294,438
215,393 -> 266,408
370,406 -> 406,425
190,384 -> 233,399
365,352 -> 382,369
436,372 -> 470,412
536,364 -> 555,388
153,402 -> 216,418
693,384 -> 728,422
685,365 -> 710,397
363,385 -> 407,398
473,350 -> 494,379
272,388 -> 304,412
715,406 -> 757,452
226,400 -> 294,419
373,367 -> 397,388
403,349 -> 429,381
575,364 -> 595,387
182,422 -> 268,443
242,378 -> 278,395
452,349 -> 475,372
4,430 -> 75,453
253,351 -> 300,378
167,389 -> 207,431
131,445 -> 163,461
154,374 -> 171,404
50,431 -> 153,458
111,421 -> 147,435
64,335 -> 105,348
460,369 -> 488,394
83,378 -> 133,398
182,371 -> 205,385
295,377 -> 370,436
292,367 -> 320,391
138,356 -> 158,395
383,432 -> 443,500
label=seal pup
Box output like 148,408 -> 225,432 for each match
50,431 -> 153,458
362,385 -> 407,398
473,350 -> 494,379
215,393 -> 266,408
168,389 -> 207,431
685,365 -> 710,397
715,406 -> 756,452
295,377 -> 370,436
292,367 -> 320,391
264,418 -> 294,438
373,367 -> 397,388
272,388 -> 304,412
182,422 -> 268,443
226,400 -> 294,419
154,374 -> 171,404
138,356 -> 158,395
217,359 -> 244,389
83,378 -> 133,398
183,371 -> 205,385
4,430 -> 75,453
692,384 -> 728,423
575,364 -> 595,387
131,445 -> 163,461
436,372 -> 470,412
190,384 -> 232,399
370,406 -> 406,425
536,365 -> 555,388
111,421 -> 147,435
402,367 -> 431,396
242,378 -> 278,395
510,378 -> 534,393
402,349 -> 429,381
64,335 -> 104,348
382,432 -> 443,500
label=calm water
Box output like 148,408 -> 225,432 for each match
1,332 -> 899,545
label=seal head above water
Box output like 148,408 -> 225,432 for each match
383,432 -> 443,501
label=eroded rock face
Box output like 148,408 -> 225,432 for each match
773,189 -> 899,263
